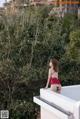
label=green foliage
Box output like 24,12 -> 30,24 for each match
68,29 -> 80,61
0,5 -> 80,119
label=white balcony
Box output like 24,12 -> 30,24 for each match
33,85 -> 80,119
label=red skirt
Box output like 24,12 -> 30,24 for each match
50,77 -> 61,85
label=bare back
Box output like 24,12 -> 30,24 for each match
50,68 -> 58,79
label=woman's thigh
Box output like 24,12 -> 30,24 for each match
50,84 -> 61,93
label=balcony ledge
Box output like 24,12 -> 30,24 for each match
33,85 -> 80,119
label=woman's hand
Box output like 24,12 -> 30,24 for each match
45,85 -> 48,89
44,69 -> 51,89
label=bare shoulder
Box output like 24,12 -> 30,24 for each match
49,68 -> 53,75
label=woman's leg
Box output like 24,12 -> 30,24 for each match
50,85 -> 57,92
50,84 -> 61,93
58,84 -> 62,93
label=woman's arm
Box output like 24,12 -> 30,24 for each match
45,69 -> 51,89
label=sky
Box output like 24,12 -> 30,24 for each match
0,0 -> 5,7
0,0 -> 11,7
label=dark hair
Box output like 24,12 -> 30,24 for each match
50,58 -> 59,72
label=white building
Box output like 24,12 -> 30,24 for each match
33,85 -> 80,119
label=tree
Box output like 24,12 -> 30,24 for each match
66,29 -> 80,62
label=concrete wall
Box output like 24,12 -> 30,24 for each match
34,85 -> 80,119
41,108 -> 60,119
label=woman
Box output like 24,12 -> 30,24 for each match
45,58 -> 61,93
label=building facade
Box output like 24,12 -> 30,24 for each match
49,0 -> 79,17
2,0 -> 80,16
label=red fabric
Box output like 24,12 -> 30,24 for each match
50,77 -> 61,85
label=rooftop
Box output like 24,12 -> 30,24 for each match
34,85 -> 80,119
